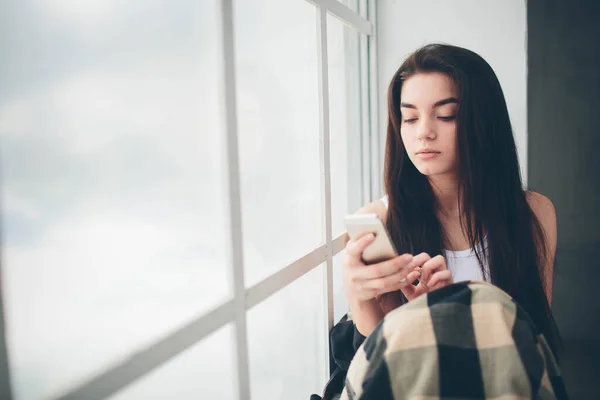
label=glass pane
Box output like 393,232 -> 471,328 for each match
333,252 -> 350,323
109,324 -> 236,400
0,1 -> 229,399
234,0 -> 323,286
247,265 -> 328,399
328,16 -> 363,237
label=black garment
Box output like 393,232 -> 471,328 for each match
310,313 -> 365,400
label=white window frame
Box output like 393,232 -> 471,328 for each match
0,1 -> 380,399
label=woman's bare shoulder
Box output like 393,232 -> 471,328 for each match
525,190 -> 557,246
355,198 -> 389,223
525,191 -> 556,219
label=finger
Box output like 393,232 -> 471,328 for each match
400,282 -> 418,300
361,262 -> 416,290
421,255 -> 447,282
345,233 -> 376,259
410,252 -> 432,269
343,252 -> 364,270
342,232 -> 350,247
378,269 -> 423,294
422,255 -> 447,271
353,254 -> 413,281
416,278 -> 429,294
427,269 -> 453,288
404,269 -> 423,285
402,277 -> 427,301
360,274 -> 397,290
406,253 -> 431,285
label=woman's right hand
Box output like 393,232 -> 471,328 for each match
342,233 -> 422,302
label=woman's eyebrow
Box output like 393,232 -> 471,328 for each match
400,97 -> 459,109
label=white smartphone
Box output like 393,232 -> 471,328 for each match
344,213 -> 398,264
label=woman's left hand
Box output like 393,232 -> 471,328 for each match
401,254 -> 453,301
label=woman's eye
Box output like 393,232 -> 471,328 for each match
438,115 -> 456,121
403,118 -> 418,124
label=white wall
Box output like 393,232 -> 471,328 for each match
376,0 -> 528,187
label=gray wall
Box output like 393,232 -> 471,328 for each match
527,0 -> 600,397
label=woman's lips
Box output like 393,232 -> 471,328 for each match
416,151 -> 440,160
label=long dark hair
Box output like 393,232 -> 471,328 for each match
384,44 -> 561,357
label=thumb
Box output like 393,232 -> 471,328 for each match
402,284 -> 419,301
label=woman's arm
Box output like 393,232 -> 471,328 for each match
526,191 -> 557,305
343,198 -> 431,335
344,198 -> 389,336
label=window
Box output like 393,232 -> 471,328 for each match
234,0 -> 322,287
0,1 -> 378,399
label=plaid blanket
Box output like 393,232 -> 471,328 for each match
341,281 -> 568,400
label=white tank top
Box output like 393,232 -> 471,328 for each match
381,195 -> 491,283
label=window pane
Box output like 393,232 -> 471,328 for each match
333,252 -> 350,322
328,16 -> 363,237
109,325 -> 236,400
247,265 -> 328,399
0,1 -> 229,399
234,0 -> 323,286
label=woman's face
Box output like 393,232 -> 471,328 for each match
400,72 -> 459,177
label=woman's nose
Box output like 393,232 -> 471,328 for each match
416,118 -> 436,140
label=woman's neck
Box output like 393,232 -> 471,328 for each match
428,174 -> 461,217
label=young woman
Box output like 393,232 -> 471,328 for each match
342,43 -> 560,357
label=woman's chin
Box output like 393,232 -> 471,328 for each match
416,166 -> 454,177
410,156 -> 456,177
416,166 -> 440,176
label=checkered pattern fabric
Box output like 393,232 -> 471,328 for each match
341,281 -> 568,400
